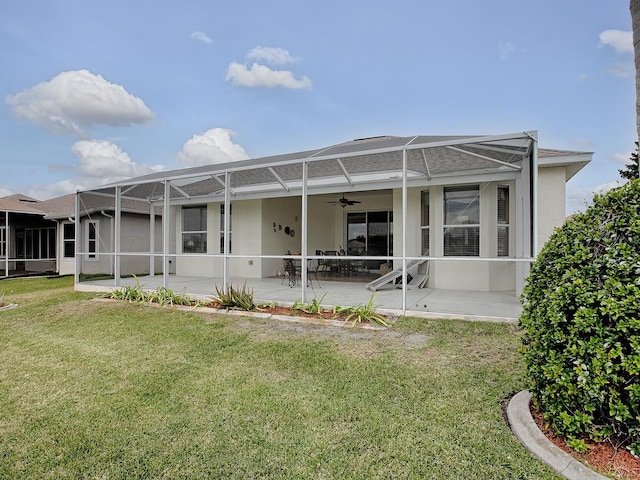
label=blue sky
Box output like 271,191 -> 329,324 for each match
0,0 -> 634,213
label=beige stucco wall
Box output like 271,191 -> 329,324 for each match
537,166 -> 567,253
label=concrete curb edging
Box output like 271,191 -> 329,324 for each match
507,390 -> 608,480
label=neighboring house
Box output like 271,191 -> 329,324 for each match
1,193 -> 161,279
0,194 -> 57,276
73,131 -> 591,302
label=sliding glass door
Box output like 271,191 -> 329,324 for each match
346,211 -> 393,265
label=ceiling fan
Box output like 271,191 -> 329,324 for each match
327,194 -> 362,208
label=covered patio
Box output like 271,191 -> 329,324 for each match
73,131 -> 590,317
78,273 -> 522,322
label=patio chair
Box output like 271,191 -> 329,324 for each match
282,258 -> 298,287
322,250 -> 340,276
307,259 -> 321,289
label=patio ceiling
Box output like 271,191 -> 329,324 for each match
82,132 -> 536,205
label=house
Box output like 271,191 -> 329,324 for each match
1,193 -> 161,279
72,131 -> 591,313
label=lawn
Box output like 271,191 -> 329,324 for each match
0,276 -> 561,479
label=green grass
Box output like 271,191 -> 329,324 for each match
0,277 -> 561,479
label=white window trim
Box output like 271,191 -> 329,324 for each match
85,219 -> 99,261
443,186 -> 481,257
0,226 -> 5,257
182,206 -> 208,254
62,222 -> 75,259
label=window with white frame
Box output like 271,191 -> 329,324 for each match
219,204 -> 232,254
0,226 -> 5,257
497,185 -> 509,256
420,190 -> 430,255
85,220 -> 99,261
443,185 -> 480,256
25,227 -> 56,259
182,206 -> 207,253
63,223 -> 75,258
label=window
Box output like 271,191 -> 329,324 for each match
443,186 -> 480,256
63,223 -> 75,258
85,221 -> 99,260
497,185 -> 509,256
25,227 -> 56,259
182,206 -> 207,253
219,204 -> 232,254
420,190 -> 430,255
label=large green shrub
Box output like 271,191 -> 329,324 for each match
520,179 -> 640,453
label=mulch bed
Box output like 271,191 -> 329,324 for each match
531,407 -> 640,479
203,302 -> 355,323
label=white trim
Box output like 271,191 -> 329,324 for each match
85,219 -> 100,262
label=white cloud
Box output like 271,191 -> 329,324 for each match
498,41 -> 516,61
190,31 -> 212,44
71,139 -> 165,178
599,29 -> 633,54
6,69 -> 154,136
612,151 -> 634,165
225,62 -> 313,89
607,62 -> 634,78
566,181 -> 620,215
247,46 -> 297,65
0,186 -> 14,197
26,139 -> 166,200
177,128 -> 249,166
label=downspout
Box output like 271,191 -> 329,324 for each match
531,134 -> 538,256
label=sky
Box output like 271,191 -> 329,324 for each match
0,0 -> 635,214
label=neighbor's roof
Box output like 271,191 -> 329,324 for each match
0,196 -> 46,215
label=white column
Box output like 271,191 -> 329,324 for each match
74,192 -> 80,285
149,206 -> 155,277
401,148 -> 408,313
300,161 -> 308,303
163,180 -> 170,288
114,186 -> 121,286
4,210 -> 9,278
223,172 -> 230,292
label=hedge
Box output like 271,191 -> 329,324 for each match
520,179 -> 640,453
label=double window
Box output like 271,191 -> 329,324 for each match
443,186 -> 480,256
182,206 -> 207,253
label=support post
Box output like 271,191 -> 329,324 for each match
402,148 -> 408,313
223,172 -> 230,292
114,186 -> 121,286
163,180 -> 170,288
149,205 -> 155,277
4,210 -> 9,278
74,192 -> 80,285
301,161 -> 308,303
